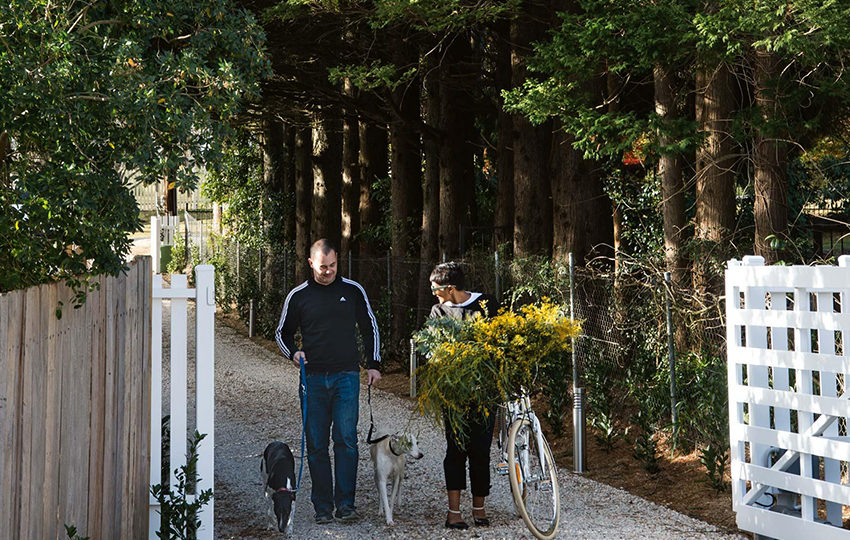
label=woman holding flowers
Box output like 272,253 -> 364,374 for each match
428,262 -> 497,530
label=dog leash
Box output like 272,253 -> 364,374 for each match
366,384 -> 389,444
297,356 -> 307,491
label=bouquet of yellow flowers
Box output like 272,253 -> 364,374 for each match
412,301 -> 581,437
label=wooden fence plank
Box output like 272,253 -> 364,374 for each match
100,273 -> 118,539
142,258 -> 153,540
23,285 -> 46,540
136,259 -> 152,540
0,290 -> 24,536
122,263 -> 139,540
114,269 -> 129,537
41,282 -> 62,540
87,276 -> 106,540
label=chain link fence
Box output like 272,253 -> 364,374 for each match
176,231 -> 729,480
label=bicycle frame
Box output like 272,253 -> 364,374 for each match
499,395 -> 551,481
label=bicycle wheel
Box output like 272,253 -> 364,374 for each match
507,418 -> 560,540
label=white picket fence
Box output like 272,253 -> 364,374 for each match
726,255 -> 850,540
149,267 -> 216,540
151,215 -> 181,274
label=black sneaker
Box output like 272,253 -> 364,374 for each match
335,506 -> 361,522
314,512 -> 334,524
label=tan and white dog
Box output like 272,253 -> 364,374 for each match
369,432 -> 423,525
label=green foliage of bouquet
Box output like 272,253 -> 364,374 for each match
413,301 -> 580,437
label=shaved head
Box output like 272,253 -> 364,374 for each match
309,238 -> 337,259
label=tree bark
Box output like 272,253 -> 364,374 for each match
438,34 -> 476,259
358,120 -> 388,260
342,80 -> 361,262
654,64 -> 688,287
389,39 -> 423,357
419,51 -> 441,322
294,124 -> 313,283
753,49 -> 788,264
262,116 -> 289,331
550,125 -> 611,265
494,18 -> 514,250
694,63 -> 737,294
511,0 -> 552,258
311,111 -> 342,249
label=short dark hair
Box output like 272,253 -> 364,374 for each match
429,262 -> 465,289
309,238 -> 337,259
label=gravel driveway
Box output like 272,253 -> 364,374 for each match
206,315 -> 746,540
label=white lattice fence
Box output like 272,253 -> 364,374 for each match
149,266 -> 216,540
726,255 -> 850,540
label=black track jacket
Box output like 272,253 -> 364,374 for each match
275,276 -> 381,373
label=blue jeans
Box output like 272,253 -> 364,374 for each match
301,370 -> 360,515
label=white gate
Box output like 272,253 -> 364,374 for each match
149,266 -> 216,540
726,255 -> 850,540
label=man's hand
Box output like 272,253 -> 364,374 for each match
366,369 -> 381,386
292,350 -> 306,367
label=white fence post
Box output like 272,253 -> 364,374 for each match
151,216 -> 161,274
194,265 -> 216,539
726,257 -> 850,540
150,267 -> 216,540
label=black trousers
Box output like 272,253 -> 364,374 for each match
443,411 -> 496,497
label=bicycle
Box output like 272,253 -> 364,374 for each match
494,393 -> 560,539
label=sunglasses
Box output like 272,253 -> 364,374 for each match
430,284 -> 452,292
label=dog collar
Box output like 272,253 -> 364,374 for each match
388,438 -> 404,457
275,486 -> 296,494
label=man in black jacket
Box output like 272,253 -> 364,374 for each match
275,238 -> 381,524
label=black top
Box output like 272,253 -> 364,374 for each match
275,276 -> 381,373
429,292 -> 497,321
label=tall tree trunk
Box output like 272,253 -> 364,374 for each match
654,65 -> 688,287
389,39 -> 422,358
439,34 -> 476,259
753,49 -> 788,265
311,111 -> 342,249
359,120 -> 388,260
419,51 -> 441,322
294,125 -> 313,283
511,1 -> 552,258
550,125 -> 611,264
342,80 -> 361,264
694,63 -> 737,296
262,116 -> 289,332
494,18 -> 514,250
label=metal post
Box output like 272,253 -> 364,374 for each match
494,251 -> 501,302
569,252 -> 585,473
386,251 -> 391,292
348,254 -> 352,279
573,388 -> 586,473
236,241 -> 241,295
258,248 -> 263,292
409,338 -> 417,398
249,299 -> 254,338
664,271 -> 678,450
569,253 -> 577,385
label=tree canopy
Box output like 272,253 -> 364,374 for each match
0,0 -> 269,293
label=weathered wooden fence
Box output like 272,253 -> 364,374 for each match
726,255 -> 850,540
0,257 -> 152,540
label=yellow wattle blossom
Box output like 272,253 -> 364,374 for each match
412,301 -> 582,440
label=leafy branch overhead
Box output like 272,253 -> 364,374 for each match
0,0 -> 271,293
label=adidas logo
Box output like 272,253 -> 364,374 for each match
340,296 -> 347,302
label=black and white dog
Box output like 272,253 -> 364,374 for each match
261,441 -> 297,535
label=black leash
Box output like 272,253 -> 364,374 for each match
366,384 -> 389,444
